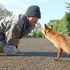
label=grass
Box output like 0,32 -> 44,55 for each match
0,46 -> 4,53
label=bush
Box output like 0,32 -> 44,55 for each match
32,31 -> 44,38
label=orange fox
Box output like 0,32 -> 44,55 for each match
41,24 -> 70,61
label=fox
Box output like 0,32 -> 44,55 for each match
41,24 -> 70,61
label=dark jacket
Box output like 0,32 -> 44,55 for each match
0,14 -> 34,45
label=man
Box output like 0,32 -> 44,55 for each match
0,5 -> 41,55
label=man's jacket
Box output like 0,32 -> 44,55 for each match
0,14 -> 34,46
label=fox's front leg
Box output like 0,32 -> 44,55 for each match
54,48 -> 63,61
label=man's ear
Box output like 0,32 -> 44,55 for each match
44,24 -> 48,29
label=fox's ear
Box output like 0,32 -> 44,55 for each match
51,25 -> 53,29
44,24 -> 48,29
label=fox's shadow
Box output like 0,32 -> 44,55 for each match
16,52 -> 68,57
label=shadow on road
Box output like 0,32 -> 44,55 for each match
0,52 -> 68,58
19,52 -> 68,57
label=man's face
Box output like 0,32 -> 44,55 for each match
28,16 -> 38,26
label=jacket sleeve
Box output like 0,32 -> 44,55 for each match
5,16 -> 22,46
5,24 -> 21,45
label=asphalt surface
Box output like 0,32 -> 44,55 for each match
0,38 -> 70,70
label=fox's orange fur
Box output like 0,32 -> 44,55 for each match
41,24 -> 70,60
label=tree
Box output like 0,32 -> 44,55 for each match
0,3 -> 12,20
48,20 -> 60,26
64,3 -> 70,36
47,19 -> 61,32
64,12 -> 70,36
47,2 -> 70,36
66,3 -> 70,12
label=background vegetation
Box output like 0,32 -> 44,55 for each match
47,3 -> 70,36
0,3 -> 12,20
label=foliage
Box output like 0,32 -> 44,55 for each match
47,3 -> 70,36
0,3 -> 12,20
32,31 -> 44,38
64,12 -> 70,36
66,3 -> 70,12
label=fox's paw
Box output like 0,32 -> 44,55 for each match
68,54 -> 70,57
54,58 -> 59,61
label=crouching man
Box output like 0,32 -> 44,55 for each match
0,5 -> 41,55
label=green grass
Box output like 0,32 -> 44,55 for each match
0,46 -> 4,53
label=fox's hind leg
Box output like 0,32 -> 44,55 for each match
54,48 -> 63,61
68,54 -> 70,57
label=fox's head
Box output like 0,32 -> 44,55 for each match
41,24 -> 53,35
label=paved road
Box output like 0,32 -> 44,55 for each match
0,38 -> 70,70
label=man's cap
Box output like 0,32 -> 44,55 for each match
25,5 -> 41,19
